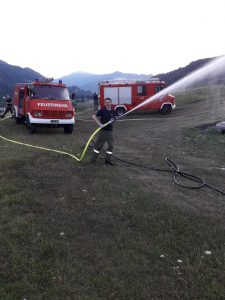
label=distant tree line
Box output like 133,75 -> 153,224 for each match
68,86 -> 93,101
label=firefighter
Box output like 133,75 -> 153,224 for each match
93,92 -> 98,111
71,93 -> 78,112
1,95 -> 13,118
91,97 -> 116,165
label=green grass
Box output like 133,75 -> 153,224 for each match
183,127 -> 225,164
75,99 -> 93,112
1,86 -> 225,299
1,157 -> 225,299
1,181 -> 225,299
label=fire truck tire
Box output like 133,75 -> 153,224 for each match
13,108 -> 21,124
64,124 -> 73,134
161,104 -> 172,115
26,115 -> 36,134
115,107 -> 126,116
15,114 -> 25,124
29,123 -> 36,134
15,116 -> 22,124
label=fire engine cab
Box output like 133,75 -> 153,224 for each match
13,78 -> 75,134
98,78 -> 176,115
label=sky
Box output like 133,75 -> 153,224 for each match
0,0 -> 224,78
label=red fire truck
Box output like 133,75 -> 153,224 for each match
98,78 -> 175,115
12,78 -> 75,134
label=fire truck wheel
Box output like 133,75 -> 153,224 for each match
29,123 -> 36,134
161,104 -> 172,115
26,115 -> 36,134
64,124 -> 74,134
13,109 -> 21,123
15,116 -> 23,124
115,107 -> 126,116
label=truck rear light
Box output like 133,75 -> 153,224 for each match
65,112 -> 73,118
33,111 -> 43,117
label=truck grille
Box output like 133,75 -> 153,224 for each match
42,111 -> 70,119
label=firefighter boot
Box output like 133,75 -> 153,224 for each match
105,151 -> 114,165
91,149 -> 99,164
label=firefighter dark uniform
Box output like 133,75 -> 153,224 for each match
1,97 -> 13,118
91,107 -> 116,165
93,92 -> 98,111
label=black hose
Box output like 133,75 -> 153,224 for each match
165,158 -> 206,189
88,142 -> 225,196
112,154 -> 225,197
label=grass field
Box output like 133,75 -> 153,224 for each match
0,86 -> 225,299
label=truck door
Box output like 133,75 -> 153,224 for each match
134,84 -> 150,110
18,88 -> 25,113
118,87 -> 132,104
104,87 -> 119,105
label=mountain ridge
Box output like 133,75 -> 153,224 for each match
60,70 -> 153,92
60,57 -> 224,92
0,60 -> 43,98
0,56 -> 224,98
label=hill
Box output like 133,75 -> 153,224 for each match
0,60 -> 93,102
60,71 -> 154,92
61,56 -> 225,92
156,57 -> 225,86
68,85 -> 93,100
0,60 -> 43,98
1,56 -> 224,99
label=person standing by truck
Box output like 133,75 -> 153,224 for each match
71,92 -> 78,112
91,97 -> 116,165
1,95 -> 13,118
93,92 -> 98,111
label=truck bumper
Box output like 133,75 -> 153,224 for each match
28,114 -> 75,125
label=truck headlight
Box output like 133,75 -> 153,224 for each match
33,111 -> 43,117
65,112 -> 73,118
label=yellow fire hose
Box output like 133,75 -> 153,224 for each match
0,117 -> 109,162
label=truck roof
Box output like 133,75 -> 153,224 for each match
15,80 -> 67,88
98,78 -> 165,86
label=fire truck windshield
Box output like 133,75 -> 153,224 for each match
31,85 -> 70,100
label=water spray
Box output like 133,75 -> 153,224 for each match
121,55 -> 225,118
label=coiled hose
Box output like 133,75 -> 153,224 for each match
111,153 -> 225,197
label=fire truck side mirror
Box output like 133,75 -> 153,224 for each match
28,85 -> 35,98
28,84 -> 34,90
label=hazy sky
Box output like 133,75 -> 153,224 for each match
0,0 -> 224,78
